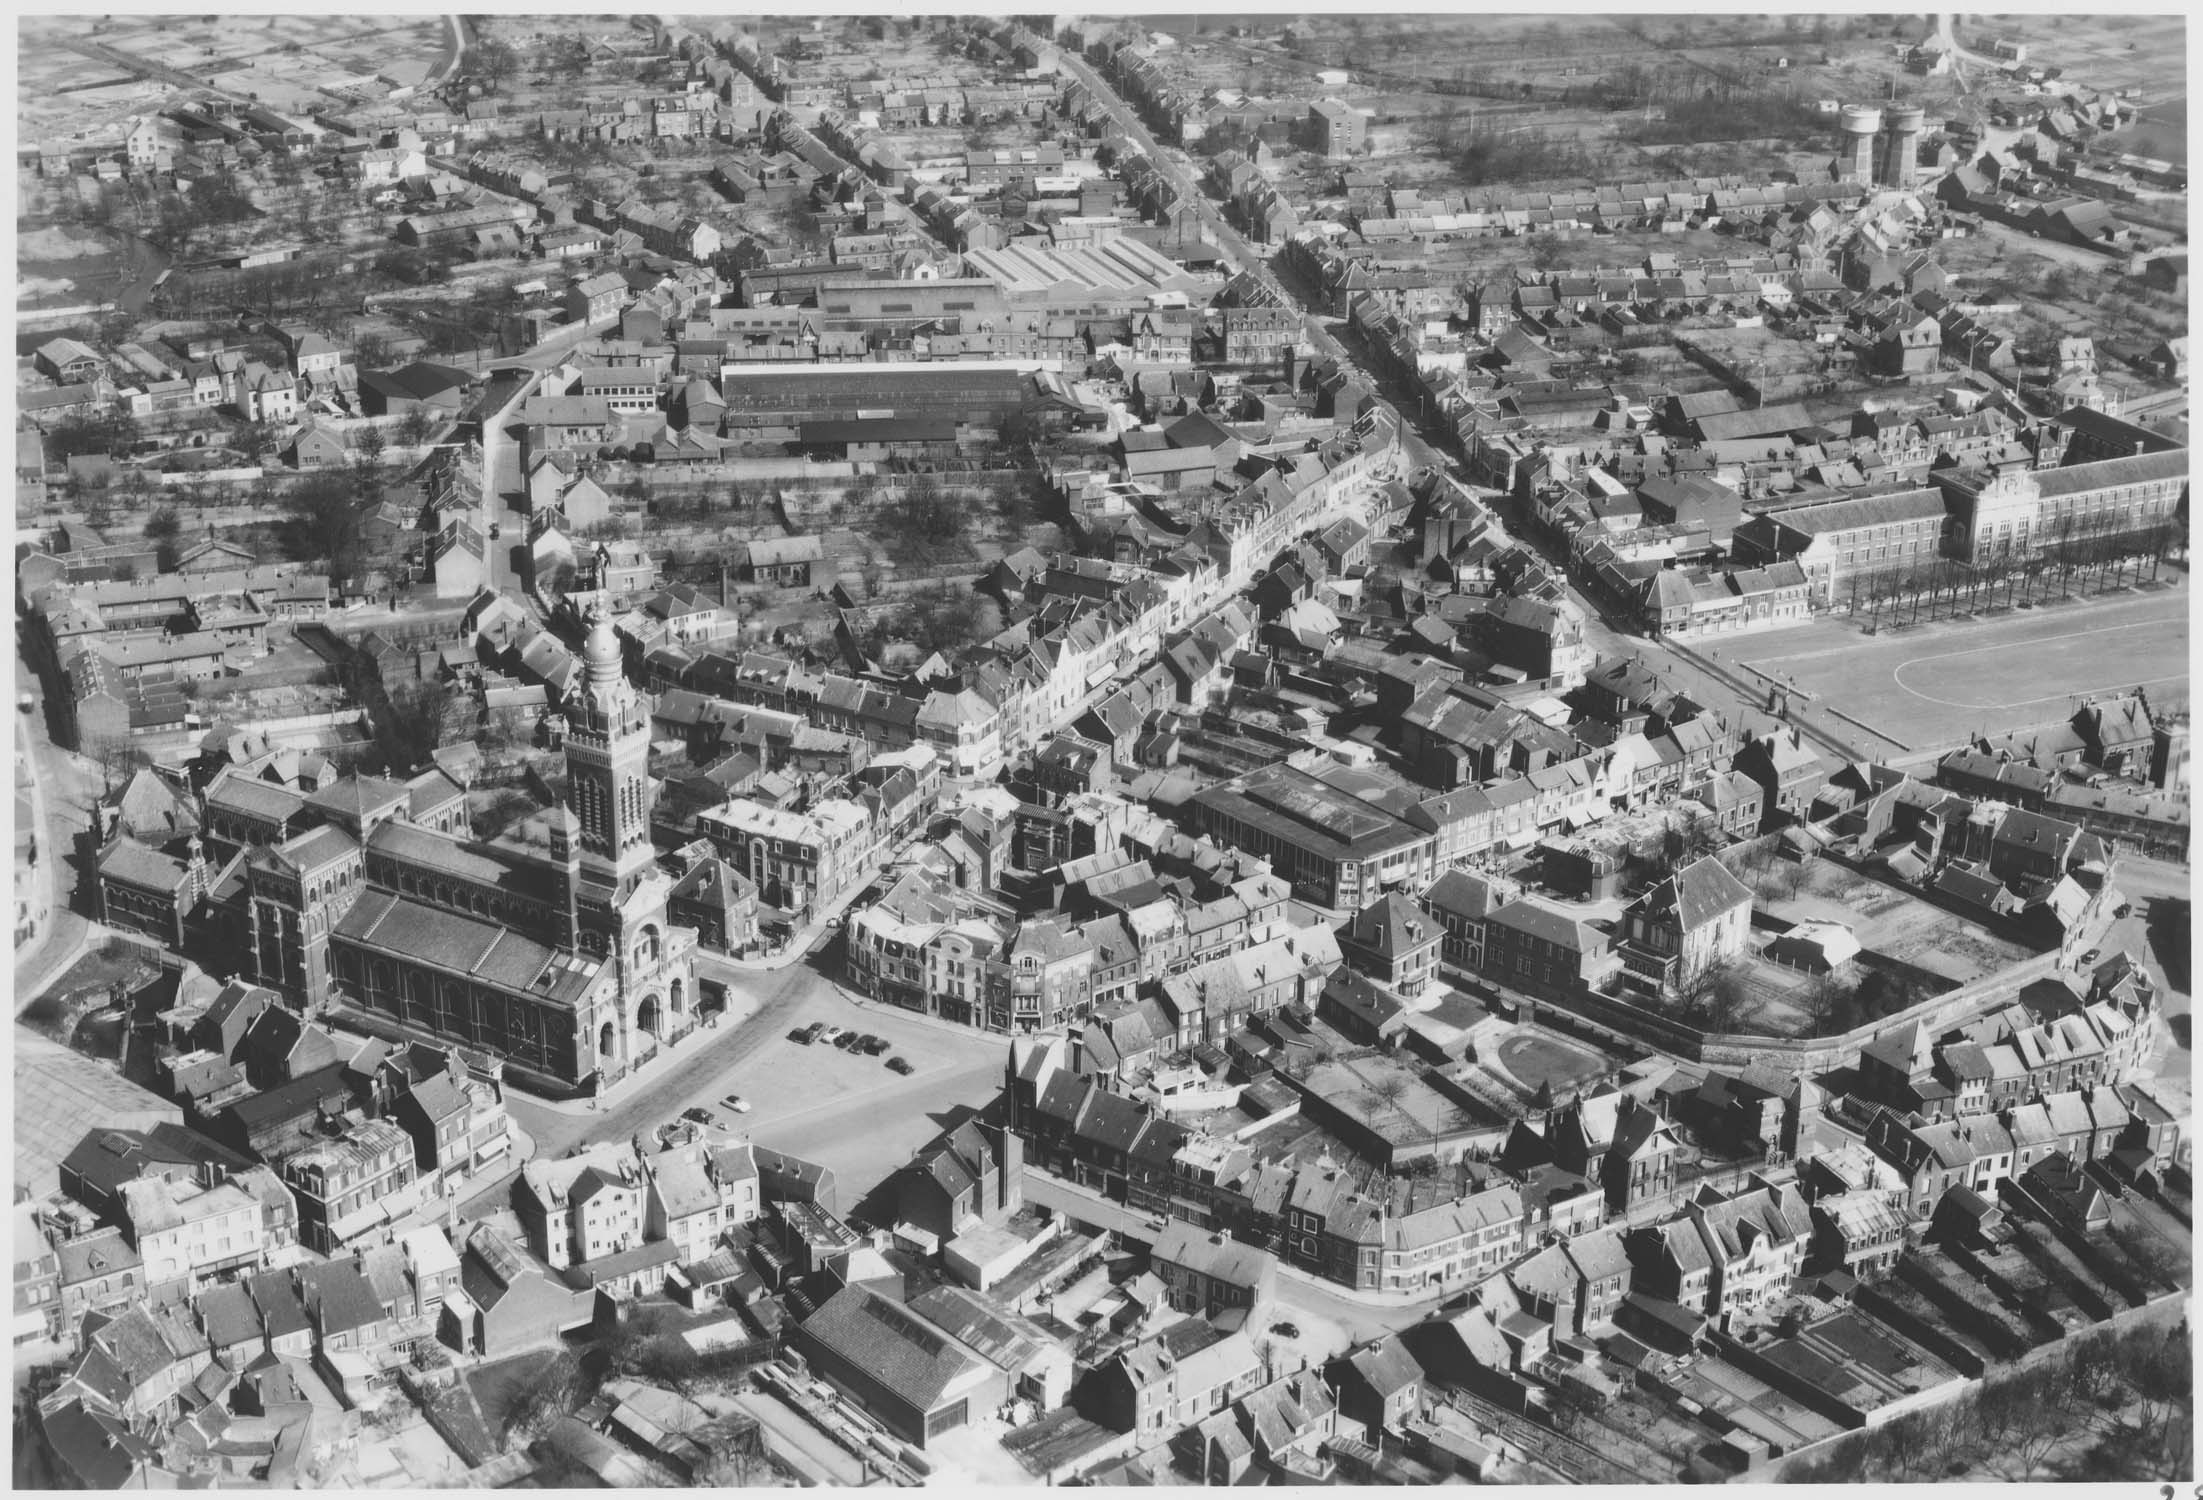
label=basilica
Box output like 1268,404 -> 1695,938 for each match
94,607 -> 699,1094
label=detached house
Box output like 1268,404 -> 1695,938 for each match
1616,855 -> 1753,1000
273,325 -> 349,392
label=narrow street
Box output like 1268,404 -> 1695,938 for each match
474,369 -> 542,604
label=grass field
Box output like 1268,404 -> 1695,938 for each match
1491,1029 -> 1608,1094
1742,588 -> 2189,753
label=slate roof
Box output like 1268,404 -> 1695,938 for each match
798,1284 -> 979,1411
1632,855 -> 1752,932
96,837 -> 190,893
1344,1336 -> 1422,1398
1342,892 -> 1442,960
1152,1219 -> 1275,1291
333,889 -> 599,1008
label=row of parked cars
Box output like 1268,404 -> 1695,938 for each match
791,1022 -> 914,1074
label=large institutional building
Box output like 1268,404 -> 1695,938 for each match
100,608 -> 698,1093
1731,447 -> 2188,605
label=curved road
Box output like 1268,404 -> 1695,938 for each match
430,14 -> 468,90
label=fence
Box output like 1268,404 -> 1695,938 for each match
157,466 -> 264,486
217,707 -> 367,736
1663,637 -> 1872,763
1851,1283 -> 1989,1378
1706,1328 -> 1870,1432
194,658 -> 341,694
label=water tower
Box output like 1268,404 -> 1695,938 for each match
1836,105 -> 1882,182
1880,103 -> 1925,189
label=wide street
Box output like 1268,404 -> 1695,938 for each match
14,645 -> 107,1010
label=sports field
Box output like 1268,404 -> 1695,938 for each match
1742,588 -> 2189,754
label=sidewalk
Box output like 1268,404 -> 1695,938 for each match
1275,1258 -> 1448,1312
708,870 -> 880,974
390,1119 -> 537,1238
518,973 -> 770,1118
836,982 -> 1019,1052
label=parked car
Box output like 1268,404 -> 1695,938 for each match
860,1035 -> 890,1055
723,1094 -> 751,1114
815,1026 -> 844,1046
2116,903 -> 2134,918
789,1027 -> 815,1044
2080,948 -> 2101,966
835,1031 -> 863,1051
886,1057 -> 914,1075
682,1106 -> 715,1125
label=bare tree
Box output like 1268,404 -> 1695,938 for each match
500,1350 -> 586,1447
1879,1408 -> 1939,1479
1368,1074 -> 1409,1121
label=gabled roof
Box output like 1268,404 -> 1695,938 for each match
798,1284 -> 979,1411
1630,855 -> 1752,932
1343,1336 -> 1422,1398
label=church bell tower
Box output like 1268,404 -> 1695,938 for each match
564,604 -> 658,903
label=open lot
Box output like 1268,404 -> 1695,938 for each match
1708,953 -> 1834,1039
2123,94 -> 2188,165
19,17 -> 446,144
1751,857 -> 2036,988
1953,14 -> 2188,100
1305,1051 -> 1480,1144
1742,587 -> 2189,754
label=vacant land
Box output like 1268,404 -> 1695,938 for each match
2123,94 -> 2188,165
19,16 -> 446,144
1953,14 -> 2188,99
1752,858 -> 2037,988
1743,587 -> 2189,753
